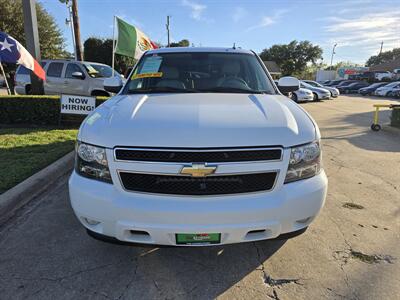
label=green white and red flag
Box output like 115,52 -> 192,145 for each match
114,17 -> 158,59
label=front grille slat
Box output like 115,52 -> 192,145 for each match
115,148 -> 282,163
119,172 -> 277,195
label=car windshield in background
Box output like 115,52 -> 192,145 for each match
309,81 -> 323,87
369,83 -> 386,88
84,63 -> 117,78
301,82 -> 314,88
384,81 -> 400,87
124,52 -> 275,94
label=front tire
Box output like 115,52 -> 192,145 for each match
313,93 -> 319,101
371,124 -> 381,131
25,84 -> 32,95
387,91 -> 393,97
291,93 -> 298,102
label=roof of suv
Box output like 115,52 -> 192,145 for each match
146,47 -> 254,55
41,59 -> 109,66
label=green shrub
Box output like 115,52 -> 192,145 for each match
0,95 -> 108,125
391,108 -> 400,128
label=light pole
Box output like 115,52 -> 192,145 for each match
166,16 -> 171,47
330,43 -> 337,70
63,0 -> 76,60
22,0 -> 44,94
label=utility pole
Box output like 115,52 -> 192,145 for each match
71,0 -> 83,60
22,0 -> 44,94
330,43 -> 337,70
379,41 -> 383,55
166,16 -> 170,47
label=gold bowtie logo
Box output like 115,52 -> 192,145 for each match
180,164 -> 217,177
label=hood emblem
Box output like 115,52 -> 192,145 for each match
181,164 -> 217,177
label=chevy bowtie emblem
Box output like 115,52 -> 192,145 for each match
180,164 -> 217,177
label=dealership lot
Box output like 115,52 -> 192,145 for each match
0,95 -> 399,299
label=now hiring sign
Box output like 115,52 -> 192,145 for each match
60,95 -> 96,115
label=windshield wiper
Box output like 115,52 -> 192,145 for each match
198,87 -> 272,94
128,86 -> 198,94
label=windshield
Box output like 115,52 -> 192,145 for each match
384,82 -> 400,87
307,81 -> 323,87
301,81 -> 314,89
369,83 -> 385,88
83,63 -> 118,78
123,52 -> 275,94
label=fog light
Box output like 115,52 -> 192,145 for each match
84,218 -> 100,226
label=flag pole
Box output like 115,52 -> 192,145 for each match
112,15 -> 116,77
0,60 -> 11,95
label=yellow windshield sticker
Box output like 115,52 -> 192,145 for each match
131,72 -> 163,79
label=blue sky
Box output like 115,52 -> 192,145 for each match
40,0 -> 400,65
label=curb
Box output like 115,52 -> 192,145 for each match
0,151 -> 75,224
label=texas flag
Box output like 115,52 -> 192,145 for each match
0,31 -> 45,81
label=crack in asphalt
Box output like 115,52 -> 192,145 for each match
326,287 -> 347,299
264,276 -> 302,287
116,256 -> 140,300
327,215 -> 361,300
253,242 -> 268,284
253,242 -> 303,300
268,289 -> 280,300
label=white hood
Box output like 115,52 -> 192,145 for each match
79,93 -> 317,148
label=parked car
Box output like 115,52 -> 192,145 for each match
275,80 -> 315,102
291,88 -> 314,102
374,71 -> 393,81
338,82 -> 369,94
300,81 -> 331,100
69,47 -> 327,246
320,80 -> 332,85
324,79 -> 344,86
333,80 -> 360,88
375,81 -> 400,96
358,82 -> 388,95
302,80 -> 339,98
15,59 -> 123,96
274,80 -> 313,102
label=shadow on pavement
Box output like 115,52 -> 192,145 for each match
0,179 -> 287,299
321,110 -> 400,152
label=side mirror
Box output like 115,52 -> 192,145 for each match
71,71 -> 84,79
104,76 -> 123,93
278,76 -> 300,93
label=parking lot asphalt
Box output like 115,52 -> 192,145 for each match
0,95 -> 399,300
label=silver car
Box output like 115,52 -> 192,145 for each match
300,81 -> 331,101
15,59 -> 122,96
291,88 -> 314,102
302,80 -> 339,98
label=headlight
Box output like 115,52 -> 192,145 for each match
284,141 -> 321,183
75,141 -> 112,183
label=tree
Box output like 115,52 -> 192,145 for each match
83,37 -> 136,75
0,0 -> 68,59
366,48 -> 400,66
259,40 -> 323,75
170,39 -> 190,47
324,61 -> 362,70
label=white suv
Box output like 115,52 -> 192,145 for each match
69,47 -> 327,246
14,59 -> 121,96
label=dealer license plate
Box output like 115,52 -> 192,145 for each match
176,233 -> 221,245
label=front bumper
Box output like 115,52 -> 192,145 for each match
298,94 -> 314,101
69,170 -> 327,246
